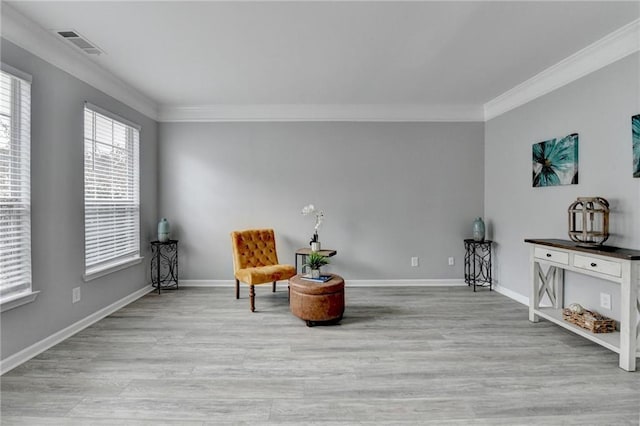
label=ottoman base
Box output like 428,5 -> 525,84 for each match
305,315 -> 343,327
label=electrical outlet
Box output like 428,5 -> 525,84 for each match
600,292 -> 611,310
72,287 -> 81,304
411,257 -> 419,267
448,257 -> 455,266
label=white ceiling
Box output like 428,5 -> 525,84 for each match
3,1 -> 640,120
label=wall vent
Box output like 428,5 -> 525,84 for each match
54,29 -> 104,55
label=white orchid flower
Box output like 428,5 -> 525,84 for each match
302,204 -> 325,238
314,211 -> 324,230
301,204 -> 316,216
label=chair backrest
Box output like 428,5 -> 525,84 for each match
230,229 -> 280,272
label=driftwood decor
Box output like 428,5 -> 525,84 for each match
568,197 -> 610,246
562,308 -> 616,333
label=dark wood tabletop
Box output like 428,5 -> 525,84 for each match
525,238 -> 640,260
295,248 -> 337,257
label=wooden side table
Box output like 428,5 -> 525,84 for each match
150,240 -> 179,294
295,248 -> 337,274
464,239 -> 493,292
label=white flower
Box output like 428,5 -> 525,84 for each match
301,204 -> 316,216
301,204 -> 325,234
314,211 -> 324,230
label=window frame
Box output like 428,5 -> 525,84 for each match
83,102 -> 142,281
0,63 -> 38,312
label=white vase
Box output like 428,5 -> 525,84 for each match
311,269 -> 321,278
311,241 -> 321,252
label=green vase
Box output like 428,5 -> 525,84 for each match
473,217 -> 485,242
158,218 -> 170,242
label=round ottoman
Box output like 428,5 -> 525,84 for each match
289,274 -> 345,326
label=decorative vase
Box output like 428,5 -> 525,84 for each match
473,217 -> 485,242
158,218 -> 170,242
311,269 -> 321,279
311,241 -> 321,252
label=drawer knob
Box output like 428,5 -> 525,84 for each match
546,253 -> 552,258
590,262 -> 597,267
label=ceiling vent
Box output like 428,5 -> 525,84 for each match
55,30 -> 104,55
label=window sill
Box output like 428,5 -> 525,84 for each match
1,290 -> 40,313
83,256 -> 144,282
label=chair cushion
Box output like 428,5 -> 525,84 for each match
235,264 -> 296,285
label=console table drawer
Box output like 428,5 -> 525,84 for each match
534,247 -> 569,264
573,254 -> 621,277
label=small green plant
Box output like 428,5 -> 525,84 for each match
303,252 -> 329,270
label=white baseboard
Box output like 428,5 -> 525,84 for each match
181,279 -> 467,288
493,284 -> 529,306
345,279 -> 466,287
0,285 -> 154,375
181,280 -> 234,287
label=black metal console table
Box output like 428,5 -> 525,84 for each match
151,240 -> 179,294
464,239 -> 493,292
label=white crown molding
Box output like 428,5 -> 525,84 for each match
158,104 -> 484,122
485,18 -> 640,121
6,0 -> 636,124
0,285 -> 153,375
0,3 -> 159,121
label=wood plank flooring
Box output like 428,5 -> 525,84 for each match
2,286 -> 639,425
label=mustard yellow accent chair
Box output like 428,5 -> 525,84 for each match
230,229 -> 296,312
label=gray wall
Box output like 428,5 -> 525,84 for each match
0,39 -> 158,359
485,53 -> 640,320
159,121 -> 484,281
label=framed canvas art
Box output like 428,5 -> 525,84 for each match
633,114 -> 640,178
532,133 -> 579,187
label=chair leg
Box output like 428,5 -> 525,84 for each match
272,281 -> 276,292
235,279 -> 240,299
249,285 -> 255,312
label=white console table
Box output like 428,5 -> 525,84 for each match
525,239 -> 640,371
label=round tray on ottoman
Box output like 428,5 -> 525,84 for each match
289,274 -> 345,327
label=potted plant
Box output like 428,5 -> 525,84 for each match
303,252 -> 329,278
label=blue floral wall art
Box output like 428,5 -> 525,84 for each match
532,133 -> 579,187
633,115 -> 640,178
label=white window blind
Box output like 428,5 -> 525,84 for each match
0,67 -> 32,301
84,104 -> 140,276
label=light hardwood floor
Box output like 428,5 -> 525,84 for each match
2,286 -> 639,425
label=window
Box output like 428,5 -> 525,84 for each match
84,103 -> 140,279
0,65 -> 33,308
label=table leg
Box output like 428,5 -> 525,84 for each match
619,262 -> 637,371
488,246 -> 492,291
529,248 -> 540,322
472,244 -> 477,292
156,247 -> 161,294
